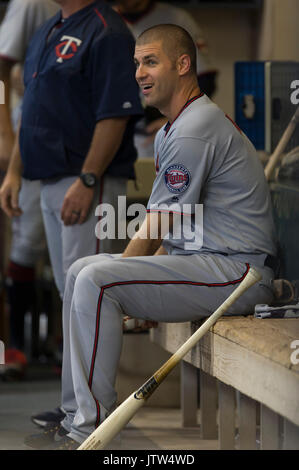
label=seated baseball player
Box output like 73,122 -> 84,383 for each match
24,24 -> 277,450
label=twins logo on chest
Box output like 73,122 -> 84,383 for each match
164,164 -> 191,194
55,36 -> 82,63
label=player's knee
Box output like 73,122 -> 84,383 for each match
64,257 -> 92,298
66,253 -> 115,283
72,264 -> 103,313
67,256 -> 94,280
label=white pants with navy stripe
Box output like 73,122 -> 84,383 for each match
60,251 -> 274,443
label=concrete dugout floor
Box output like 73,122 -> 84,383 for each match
0,366 -> 217,451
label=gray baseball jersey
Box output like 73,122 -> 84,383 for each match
148,93 -> 277,259
57,95 -> 277,443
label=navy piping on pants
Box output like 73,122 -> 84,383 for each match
88,263 -> 251,427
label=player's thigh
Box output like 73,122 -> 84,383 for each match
13,179 -> 45,240
66,253 -> 122,289
10,179 -> 46,264
80,253 -> 252,322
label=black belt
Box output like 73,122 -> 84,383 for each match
264,254 -> 279,273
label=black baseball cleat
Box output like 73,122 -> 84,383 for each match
31,407 -> 66,428
24,422 -> 68,449
45,435 -> 80,450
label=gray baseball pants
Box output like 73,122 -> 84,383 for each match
59,251 -> 274,443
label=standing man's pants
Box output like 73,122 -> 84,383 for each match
40,175 -> 127,299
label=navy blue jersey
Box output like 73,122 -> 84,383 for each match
20,1 -> 143,180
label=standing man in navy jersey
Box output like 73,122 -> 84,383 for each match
0,0 -> 143,301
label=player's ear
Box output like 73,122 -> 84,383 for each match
177,54 -> 191,76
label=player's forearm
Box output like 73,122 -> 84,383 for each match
0,60 -> 14,134
122,236 -> 162,258
122,212 -> 172,258
81,117 -> 130,178
6,123 -> 23,176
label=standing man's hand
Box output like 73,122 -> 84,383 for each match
59,117 -> 129,226
60,116 -> 130,226
60,178 -> 95,226
0,171 -> 22,217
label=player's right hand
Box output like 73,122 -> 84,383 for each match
0,173 -> 22,217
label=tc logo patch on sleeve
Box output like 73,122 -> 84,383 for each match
164,164 -> 191,193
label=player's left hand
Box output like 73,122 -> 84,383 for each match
61,178 -> 95,226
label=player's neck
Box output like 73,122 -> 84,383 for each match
58,0 -> 95,19
164,83 -> 201,124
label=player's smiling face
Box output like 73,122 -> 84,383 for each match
134,41 -> 179,112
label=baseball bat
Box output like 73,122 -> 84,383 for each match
264,106 -> 299,181
78,266 -> 261,450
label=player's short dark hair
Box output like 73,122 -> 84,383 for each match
136,24 -> 197,74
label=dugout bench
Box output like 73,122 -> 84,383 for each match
151,316 -> 299,450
